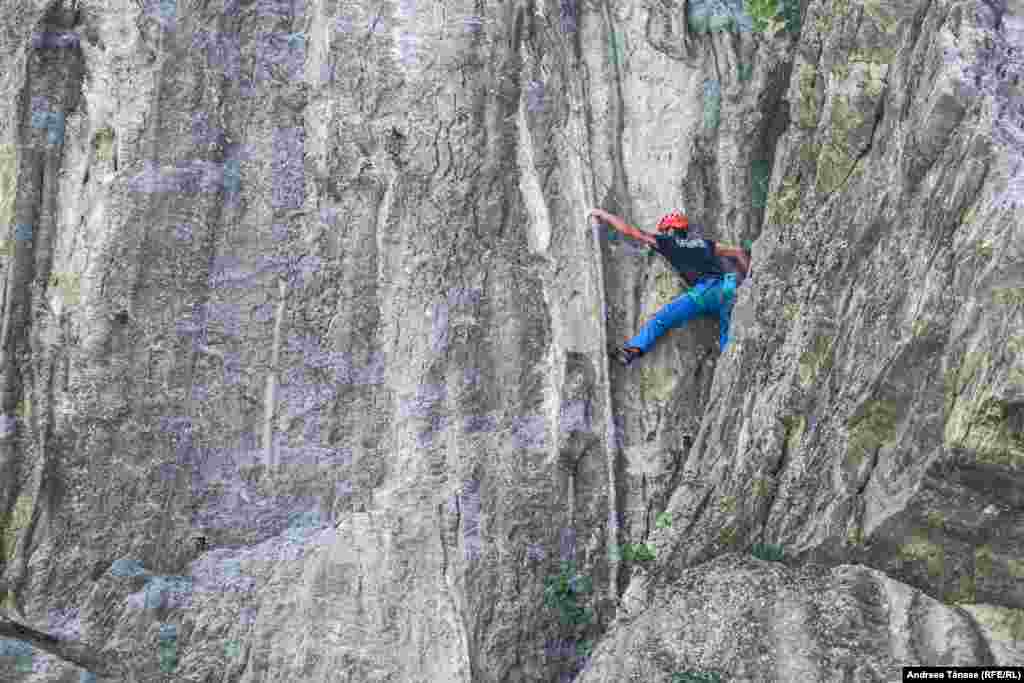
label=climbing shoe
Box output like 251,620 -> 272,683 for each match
611,345 -> 642,367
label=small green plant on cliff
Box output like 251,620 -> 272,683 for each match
672,671 -> 723,683
621,542 -> 657,562
744,0 -> 784,34
750,542 -> 785,562
655,512 -> 673,529
543,561 -> 593,627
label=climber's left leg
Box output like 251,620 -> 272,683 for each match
716,273 -> 738,353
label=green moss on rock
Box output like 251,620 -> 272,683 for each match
655,270 -> 682,308
781,414 -> 806,455
1008,558 -> 1024,579
796,63 -> 820,129
640,366 -> 677,404
899,533 -> 945,579
846,400 -> 898,466
768,176 -> 802,226
993,288 -> 1024,306
965,605 -> 1024,642
925,511 -> 945,531
799,141 -> 820,167
832,62 -> 851,83
2,492 -> 34,563
93,126 -> 116,163
945,572 -> 976,604
1006,336 -> 1024,357
752,478 -> 772,498
960,398 -> 1024,467
975,545 -> 995,578
815,141 -> 856,194
850,45 -> 897,65
816,98 -> 866,194
0,144 -> 16,232
798,334 -> 833,388
862,0 -> 900,36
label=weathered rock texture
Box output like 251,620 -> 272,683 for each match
0,0 -> 1021,681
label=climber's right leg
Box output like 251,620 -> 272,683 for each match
622,284 -> 709,357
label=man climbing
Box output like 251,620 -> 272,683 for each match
588,208 -> 751,367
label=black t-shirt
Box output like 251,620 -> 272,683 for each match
651,233 -> 725,287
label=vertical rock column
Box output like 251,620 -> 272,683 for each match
0,5 -> 84,610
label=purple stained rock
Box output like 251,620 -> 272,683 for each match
335,16 -> 353,33
302,419 -> 320,443
142,0 -> 177,30
527,80 -> 545,113
208,255 -> 247,287
353,352 -> 384,385
559,527 -> 576,562
526,542 -> 546,561
157,462 -> 178,483
397,33 -> 418,64
143,575 -> 194,610
287,331 -> 317,356
253,302 -> 274,323
294,254 -> 322,284
560,0 -> 577,34
173,223 -> 193,241
0,414 -> 17,437
511,414 -> 547,450
127,162 -> 170,194
402,383 -> 447,419
192,112 -> 225,147
447,287 -> 483,308
192,31 -> 242,83
417,414 -> 452,448
319,207 -> 341,226
256,0 -> 299,18
159,416 -> 194,438
559,400 -> 590,433
463,538 -> 482,561
257,33 -> 306,85
460,483 -> 481,560
319,61 -> 337,83
464,413 -> 497,434
224,355 -> 244,386
271,127 -> 305,210
612,415 -> 627,449
544,639 -> 577,658
31,31 -> 80,49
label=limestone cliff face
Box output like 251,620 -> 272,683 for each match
0,0 -> 1021,681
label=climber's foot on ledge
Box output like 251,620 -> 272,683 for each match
611,345 -> 642,367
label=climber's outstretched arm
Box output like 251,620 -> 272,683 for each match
588,208 -> 656,246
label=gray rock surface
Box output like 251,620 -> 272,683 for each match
0,0 -> 1020,681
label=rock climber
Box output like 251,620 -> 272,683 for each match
588,208 -> 751,367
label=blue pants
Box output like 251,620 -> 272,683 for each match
626,273 -> 738,354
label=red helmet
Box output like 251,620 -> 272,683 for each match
656,210 -> 689,233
